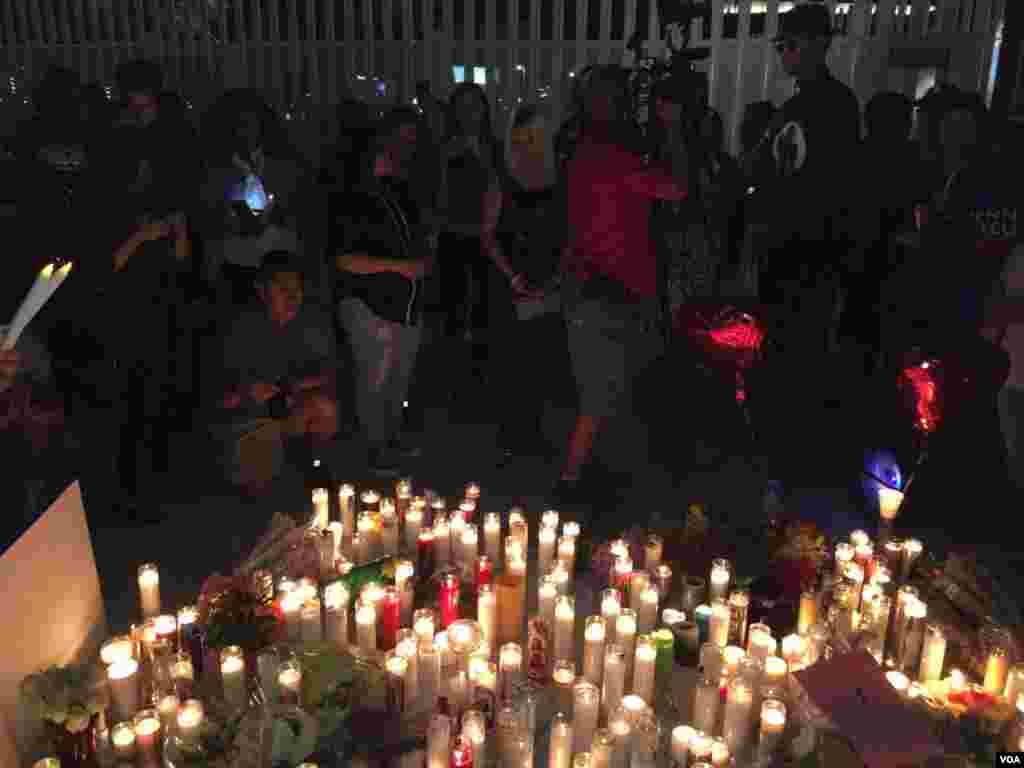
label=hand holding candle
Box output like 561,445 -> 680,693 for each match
3,262 -> 73,351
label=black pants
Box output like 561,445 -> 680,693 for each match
439,232 -> 492,345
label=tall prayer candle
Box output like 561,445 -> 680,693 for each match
111,722 -> 136,761
157,693 -> 179,735
462,709 -> 487,758
728,590 -> 750,648
919,623 -> 947,683
434,516 -> 452,567
612,557 -> 633,592
608,708 -> 631,768
764,656 -> 788,687
798,590 -> 818,635
617,610 -> 638,686
414,609 -> 436,650
138,563 -> 160,619
835,542 -> 854,572
672,726 -> 696,767
693,674 -> 720,734
549,712 -> 573,768
220,646 -> 247,712
709,599 -> 731,648
483,513 -> 502,566
747,623 -> 775,661
439,572 -> 460,629
878,487 -> 904,521
985,645 -> 1011,695
886,670 -> 910,695
644,535 -> 663,573
403,502 -> 423,552
709,559 -> 731,602
758,699 -> 787,757
508,508 -> 527,547
539,575 -> 559,629
573,680 -> 600,754
312,487 -> 329,529
108,657 -> 140,722
542,509 -> 560,530
539,525 -> 557,577
638,586 -> 659,636
385,652 -> 409,714
1004,665 -> 1024,709
781,634 -> 806,670
427,714 -> 452,768
338,484 -> 355,546
554,596 -> 576,662
356,599 -> 377,653
419,645 -> 441,710
682,577 -> 706,615
902,539 -> 923,580
301,598 -> 323,647
101,635 -> 135,667
629,572 -> 650,613
498,642 -> 523,699
601,589 -> 622,646
278,658 -> 303,707
583,616 -> 607,688
557,535 -> 577,575
720,644 -> 744,678
551,560 -> 571,596
602,643 -> 626,719
177,699 -> 204,748
496,571 -> 525,646
478,584 -> 498,650
462,525 -> 479,576
591,729 -> 614,768
553,660 -> 575,714
476,555 -> 493,593
280,590 -> 303,643
632,635 -> 657,704
899,598 -> 927,674
723,676 -> 754,755
450,515 -> 467,567
135,710 -> 164,767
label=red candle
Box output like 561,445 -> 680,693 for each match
450,735 -> 474,768
459,500 -> 477,524
381,586 -> 401,650
439,573 -> 460,629
418,529 -> 436,577
476,555 -> 493,593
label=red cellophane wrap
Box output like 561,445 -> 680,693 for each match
897,359 -> 942,435
674,303 -> 766,403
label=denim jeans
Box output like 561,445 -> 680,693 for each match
338,298 -> 422,449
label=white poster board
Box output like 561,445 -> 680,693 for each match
0,482 -> 107,765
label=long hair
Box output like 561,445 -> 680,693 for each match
504,104 -> 556,188
580,65 -> 639,150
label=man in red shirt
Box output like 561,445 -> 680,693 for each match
558,67 -> 688,501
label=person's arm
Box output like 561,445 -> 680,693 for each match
335,251 -> 425,279
112,218 -> 170,272
0,349 -> 19,395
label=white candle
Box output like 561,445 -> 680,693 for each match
405,504 -> 423,552
449,669 -> 470,713
301,598 -> 322,646
539,575 -> 559,630
709,599 -> 731,648
608,709 -> 632,768
764,656 -> 788,687
111,722 -> 136,761
919,623 -> 947,683
508,509 -> 528,548
835,541 -> 854,572
644,534 -> 663,573
551,560 -> 571,596
617,610 -> 637,687
602,644 -> 626,719
549,712 -> 574,768
602,589 -> 622,646
902,538 -> 923,580
327,521 -> 344,562
157,693 -> 179,734
558,535 -> 577,575
638,586 -> 659,635
877,487 -> 903,520
478,583 -> 498,650
723,676 -> 754,755
414,609 -> 436,651
539,525 -> 557,576
450,515 -> 466,567
419,645 -> 441,711
462,709 -> 487,758
281,590 -> 303,643
357,512 -> 376,562
781,634 -> 807,670
671,725 -> 696,767
396,629 -> 420,709
1004,665 -> 1024,709
108,658 -> 140,722
434,517 -> 451,567
849,529 -> 870,548
629,572 -> 650,613
632,635 -> 657,704
385,652 -> 409,713
324,582 -> 350,650
886,670 -> 910,695
573,679 -> 601,754
709,559 -> 731,602
985,647 -> 1010,695
591,729 -> 615,768
710,738 -> 731,768
555,595 -> 576,662
138,563 -> 160,619
759,699 -> 787,757
221,646 -> 248,711
542,508 -> 560,529
583,616 -> 607,688
338,484 -> 355,545
499,642 -> 523,699
278,659 -> 303,705
312,487 -> 329,529
427,713 -> 451,768
461,525 -> 479,573
613,557 -> 633,592
747,624 -> 776,661
176,699 -> 204,747
101,635 -> 135,666
484,513 -> 502,566
356,599 -> 377,654
693,674 -> 720,735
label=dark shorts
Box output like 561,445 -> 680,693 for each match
563,277 -> 663,419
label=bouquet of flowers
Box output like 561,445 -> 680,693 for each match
20,664 -> 108,735
199,573 -> 282,652
763,520 -> 828,598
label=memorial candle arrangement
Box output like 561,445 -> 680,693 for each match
220,646 -> 248,712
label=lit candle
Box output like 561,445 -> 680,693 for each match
710,738 -> 730,768
220,646 -> 247,711
629,571 -> 650,613
539,525 -> 557,576
465,482 -> 482,501
538,574 -> 559,630
835,542 -> 854,572
638,586 -> 659,636
672,725 -> 696,767
644,535 -> 663,573
583,616 -> 607,688
781,634 -> 807,670
327,521 -> 344,562
357,511 -> 376,562
133,709 -> 162,767
385,651 -> 409,714
747,623 -> 776,661
311,487 -> 329,529
653,565 -> 673,602
439,572 -> 460,629
108,657 -> 140,722
617,610 -> 638,686
549,711 -> 574,768
461,525 -> 479,575
450,734 -> 474,768
693,673 -> 720,734
723,676 -> 754,755
419,644 -> 441,711
558,535 -> 577,575
508,508 -> 527,547
798,590 -> 818,635
427,713 -> 451,768
402,498 -> 422,552
886,669 -> 910,696
138,563 -> 160,619
591,729 -> 615,768
758,698 -> 787,757
415,609 -> 436,651
574,679 -> 600,754
462,709 -> 487,758
709,599 -> 731,648
157,693 -> 179,735
280,589 -> 303,643
496,567 -> 525,647
855,542 -> 874,570
632,635 -> 657,704
601,589 -> 622,646
602,643 -> 626,719
899,598 -> 927,674
101,635 -> 135,666
394,629 -> 419,710
985,646 -> 1011,695
477,583 -> 498,653
1004,665 -> 1024,709
902,539 -> 923,580
169,651 -> 195,700
919,623 -> 947,683
612,556 -> 633,592
450,515 -> 467,568
764,656 -> 788,687
483,513 -> 502,566
324,581 -> 350,651
555,595 -> 576,662
709,559 -> 731,602
553,660 -> 575,714
278,658 -> 303,707
301,597 -> 323,647
551,560 -> 571,596
498,642 -> 523,699
356,598 -> 377,654
338,483 -> 356,540
721,644 -> 744,678
111,722 -> 136,761
608,708 -> 632,768
176,699 -> 204,748
878,487 -> 904,521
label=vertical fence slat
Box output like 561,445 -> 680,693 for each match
760,0 -> 780,100
402,0 -> 414,104
287,0 -> 300,105
505,0 -> 518,109
846,0 -> 871,90
729,0 -> 753,155
86,0 -> 101,81
42,0 -> 58,59
972,0 -> 994,91
463,0 -> 474,95
341,0 -> 355,89
576,0 -> 588,72
551,0 -> 565,118
363,0 -> 375,87
69,0 -> 86,73
100,0 -> 117,77
324,0 -> 337,99
419,0 -> 433,96
647,0 -> 660,54
266,0 -> 282,104
308,0 -> 321,104
599,0 -> 612,63
439,0 -> 452,93
528,0 -> 540,97
708,0 -> 725,111
235,0 -> 249,86
483,0 -> 497,110
13,0 -> 33,88
133,0 -> 145,54
623,0 -> 637,45
873,0 -> 898,90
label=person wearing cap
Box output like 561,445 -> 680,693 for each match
757,1 -> 861,361
209,250 -> 338,494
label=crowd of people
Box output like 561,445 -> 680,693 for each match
1,3 -> 1021,542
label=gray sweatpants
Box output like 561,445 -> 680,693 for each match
338,298 -> 422,449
